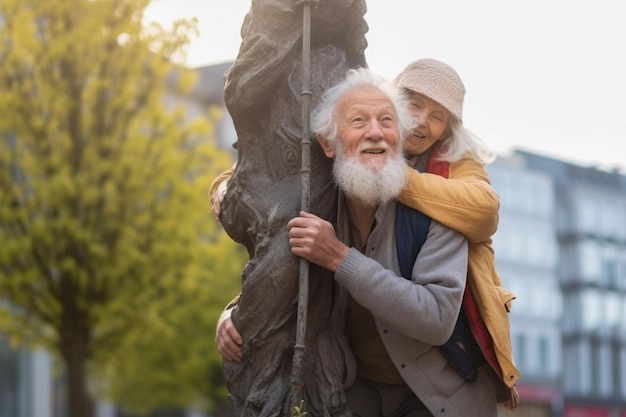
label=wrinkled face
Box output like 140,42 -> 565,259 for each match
404,92 -> 450,156
321,86 -> 401,172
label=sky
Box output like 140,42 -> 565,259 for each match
144,0 -> 626,173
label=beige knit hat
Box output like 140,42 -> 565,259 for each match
394,58 -> 465,123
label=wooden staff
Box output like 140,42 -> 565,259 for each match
290,0 -> 317,410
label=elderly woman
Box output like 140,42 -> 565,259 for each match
391,58 -> 519,407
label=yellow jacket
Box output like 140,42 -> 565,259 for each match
209,164 -> 235,199
398,158 -> 520,391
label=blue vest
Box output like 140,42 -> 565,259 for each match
394,187 -> 480,383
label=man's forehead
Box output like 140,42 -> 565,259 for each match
336,86 -> 395,113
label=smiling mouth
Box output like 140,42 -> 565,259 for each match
363,149 -> 385,154
413,132 -> 426,139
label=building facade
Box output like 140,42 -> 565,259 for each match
487,154 -> 563,417
0,339 -> 53,417
517,151 -> 626,417
489,151 -> 626,417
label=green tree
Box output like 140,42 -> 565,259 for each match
0,0 -> 237,416
97,229 -> 245,416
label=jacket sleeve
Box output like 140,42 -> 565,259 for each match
224,293 -> 240,311
334,221 -> 468,345
398,159 -> 499,243
210,164 -> 240,316
209,164 -> 236,200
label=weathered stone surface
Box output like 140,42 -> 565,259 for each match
219,0 -> 367,415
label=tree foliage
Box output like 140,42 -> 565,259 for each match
98,230 -> 245,415
0,0 -> 242,415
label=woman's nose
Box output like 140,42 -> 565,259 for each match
413,112 -> 425,128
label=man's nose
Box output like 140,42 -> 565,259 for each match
367,120 -> 384,139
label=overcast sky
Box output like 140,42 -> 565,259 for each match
145,0 -> 626,173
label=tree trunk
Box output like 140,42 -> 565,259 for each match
60,275 -> 94,417
62,331 -> 94,417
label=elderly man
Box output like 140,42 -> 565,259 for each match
287,68 -> 499,416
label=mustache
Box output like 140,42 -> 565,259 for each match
357,141 -> 391,153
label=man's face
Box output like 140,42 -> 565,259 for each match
330,86 -> 402,171
319,86 -> 407,207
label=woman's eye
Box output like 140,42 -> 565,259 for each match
432,112 -> 446,122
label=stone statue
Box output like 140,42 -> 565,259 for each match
219,0 -> 368,415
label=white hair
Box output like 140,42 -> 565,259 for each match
311,67 -> 415,145
436,119 -> 496,164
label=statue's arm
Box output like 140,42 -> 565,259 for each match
224,0 -> 303,115
224,0 -> 367,117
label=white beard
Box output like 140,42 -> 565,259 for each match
333,144 -> 407,207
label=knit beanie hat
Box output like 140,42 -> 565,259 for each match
394,58 -> 465,123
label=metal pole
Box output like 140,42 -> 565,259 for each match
290,0 -> 316,410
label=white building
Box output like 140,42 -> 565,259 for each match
488,154 -> 562,417
517,151 -> 626,417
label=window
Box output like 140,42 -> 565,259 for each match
530,281 -> 558,319
593,341 -> 613,397
538,336 -> 549,375
605,291 -> 621,332
529,230 -> 558,268
563,340 -> 593,395
620,251 -> 626,290
0,339 -> 18,417
575,195 -> 598,234
578,240 -> 602,283
530,178 -> 554,217
614,345 -> 626,399
563,344 -> 577,394
580,289 -> 602,331
603,259 -> 618,288
599,199 -> 624,239
578,340 -> 593,395
514,333 -> 526,370
601,243 -> 619,287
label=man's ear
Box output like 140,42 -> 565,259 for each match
317,134 -> 335,158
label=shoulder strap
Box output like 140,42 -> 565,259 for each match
395,164 -> 431,280
395,202 -> 431,280
395,146 -> 450,279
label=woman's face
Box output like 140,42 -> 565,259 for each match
403,92 -> 450,156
